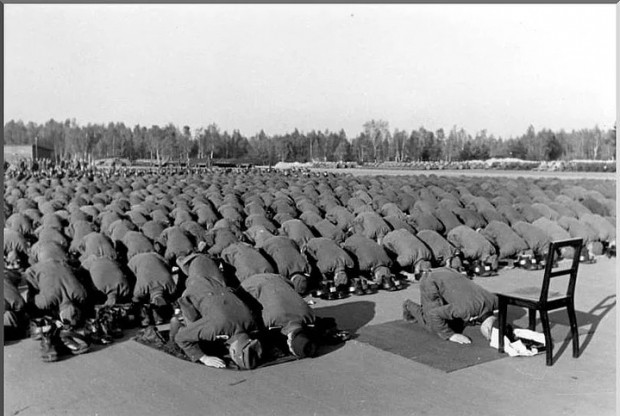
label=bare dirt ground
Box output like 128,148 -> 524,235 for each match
4,256 -> 616,416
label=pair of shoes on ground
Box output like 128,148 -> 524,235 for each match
39,327 -> 90,362
381,276 -> 403,292
349,279 -> 378,296
312,282 -> 347,301
138,304 -> 167,327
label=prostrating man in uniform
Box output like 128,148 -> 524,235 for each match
259,236 -> 313,296
402,267 -> 498,345
128,252 -> 177,326
239,273 -> 318,359
304,237 -> 355,299
342,234 -> 399,294
173,255 -> 263,370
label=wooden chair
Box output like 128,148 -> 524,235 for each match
497,238 -> 583,366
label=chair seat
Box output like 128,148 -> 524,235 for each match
499,286 -> 565,302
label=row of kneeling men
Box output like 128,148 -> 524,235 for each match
4,167 -> 615,365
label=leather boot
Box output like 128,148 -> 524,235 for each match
40,329 -> 59,363
59,329 -> 90,355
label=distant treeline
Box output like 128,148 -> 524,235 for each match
3,119 -> 615,164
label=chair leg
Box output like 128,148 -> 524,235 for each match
539,310 -> 553,366
528,309 -> 536,331
567,302 -> 579,358
498,299 -> 507,354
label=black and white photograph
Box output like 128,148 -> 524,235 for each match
3,3 -> 617,416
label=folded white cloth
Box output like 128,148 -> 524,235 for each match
489,328 -> 538,357
513,328 -> 546,345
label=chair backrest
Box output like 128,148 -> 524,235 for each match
539,238 -> 583,303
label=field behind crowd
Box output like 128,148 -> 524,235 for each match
306,167 -> 618,181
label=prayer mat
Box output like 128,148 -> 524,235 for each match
355,320 -> 506,373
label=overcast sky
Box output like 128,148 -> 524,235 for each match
4,4 -> 616,139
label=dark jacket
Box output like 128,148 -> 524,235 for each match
342,234 -> 393,273
451,207 -> 487,230
383,215 -> 417,235
121,231 -> 155,260
557,216 -> 598,243
29,241 -> 68,264
447,225 -> 496,263
157,226 -> 194,261
304,237 -> 354,275
81,256 -> 132,305
416,230 -> 459,266
434,208 -> 463,233
175,274 -> 258,362
325,206 -> 355,230
240,273 -> 315,333
260,236 -> 311,280
280,219 -> 316,249
4,278 -> 26,324
178,253 -> 231,288
352,212 -> 392,241
382,229 -> 432,270
128,252 -> 176,303
420,268 -> 498,340
140,220 -> 166,242
496,205 -> 526,226
67,220 -> 97,253
108,219 -> 138,245
36,226 -> 69,249
204,227 -> 239,257
193,204 -> 220,228
221,243 -> 275,283
511,221 -> 551,257
5,213 -> 34,237
409,211 -> 445,235
4,229 -> 29,258
78,232 -> 117,261
480,221 -> 529,259
25,259 -> 89,312
312,219 -> 346,244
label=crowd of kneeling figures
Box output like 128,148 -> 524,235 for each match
4,165 -> 616,368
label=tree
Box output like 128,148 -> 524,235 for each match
40,120 -> 65,162
229,129 -> 248,159
63,118 -> 89,160
362,119 -> 390,162
334,139 -> 350,162
4,120 -> 29,145
249,130 -> 276,166
419,128 -> 441,161
392,129 -> 408,162
433,128 -> 446,161
4,118 -> 614,163
178,126 -> 193,161
407,130 -> 422,161
445,126 -> 459,162
542,132 -> 563,161
605,124 -> 616,160
351,132 -> 372,163
459,141 -> 473,160
132,125 -> 148,160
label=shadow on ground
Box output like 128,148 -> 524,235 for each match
313,300 -> 376,357
314,300 -> 376,334
504,294 -> 616,365
548,294 -> 616,362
